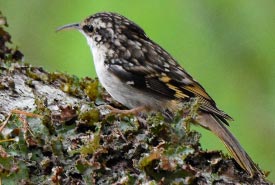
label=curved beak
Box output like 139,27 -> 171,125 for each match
56,23 -> 80,32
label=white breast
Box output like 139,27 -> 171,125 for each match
90,45 -> 139,108
84,33 -> 167,111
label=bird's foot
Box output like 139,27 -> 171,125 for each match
104,105 -> 147,116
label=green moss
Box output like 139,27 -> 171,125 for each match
26,67 -> 49,81
0,15 -> 269,183
80,77 -> 99,101
78,108 -> 100,127
1,160 -> 30,185
79,132 -> 101,156
50,137 -> 64,156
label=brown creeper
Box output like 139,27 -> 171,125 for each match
57,12 -> 262,176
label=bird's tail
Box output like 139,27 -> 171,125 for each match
196,112 -> 263,176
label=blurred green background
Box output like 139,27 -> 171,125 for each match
1,0 -> 274,181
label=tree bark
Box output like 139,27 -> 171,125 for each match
0,12 -> 271,185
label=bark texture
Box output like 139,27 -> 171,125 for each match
0,12 -> 271,184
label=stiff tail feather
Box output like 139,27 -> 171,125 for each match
196,112 -> 262,176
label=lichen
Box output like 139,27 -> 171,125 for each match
0,12 -> 270,185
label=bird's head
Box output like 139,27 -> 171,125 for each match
57,12 -> 148,55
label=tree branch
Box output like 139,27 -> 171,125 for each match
0,12 -> 270,184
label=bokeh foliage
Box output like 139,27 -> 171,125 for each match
1,0 -> 274,181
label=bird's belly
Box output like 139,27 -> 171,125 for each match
94,59 -> 166,110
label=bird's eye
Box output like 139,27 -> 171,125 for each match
83,25 -> 94,33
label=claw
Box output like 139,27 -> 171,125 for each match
99,105 -> 147,116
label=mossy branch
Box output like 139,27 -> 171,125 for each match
0,12 -> 271,184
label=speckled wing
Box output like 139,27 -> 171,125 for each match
106,34 -> 232,123
107,56 -> 232,124
160,64 -> 233,123
107,59 -> 175,99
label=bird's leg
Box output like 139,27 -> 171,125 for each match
104,105 -> 147,116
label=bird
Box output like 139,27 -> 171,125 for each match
57,12 -> 262,176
